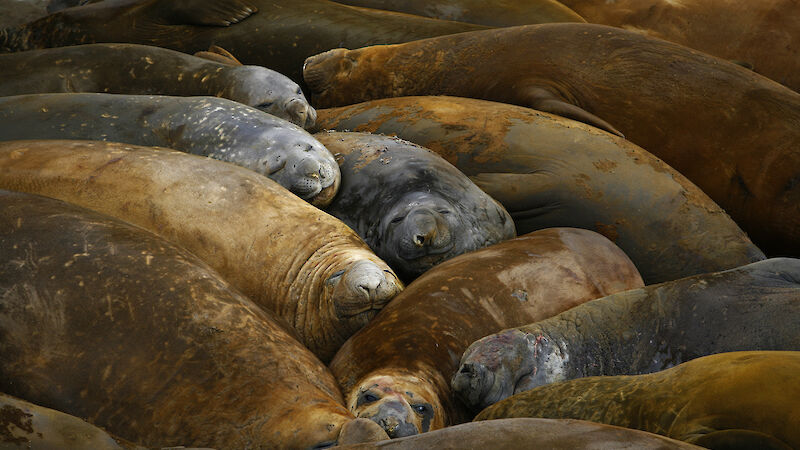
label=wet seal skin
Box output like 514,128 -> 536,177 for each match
329,228 -> 644,437
314,131 -> 516,281
0,43 -> 317,128
324,0 -> 585,27
0,0 -> 485,84
453,258 -> 800,411
0,140 -> 402,361
557,0 -> 800,92
476,351 -> 800,450
0,190 -> 356,448
314,96 -> 765,284
303,24 -> 800,256
337,417 -> 702,449
0,93 -> 338,206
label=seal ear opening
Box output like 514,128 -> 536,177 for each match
303,48 -> 349,95
194,45 -> 243,66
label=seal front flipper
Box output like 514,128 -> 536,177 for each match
194,45 -> 243,65
521,87 -> 624,138
689,429 -> 792,450
158,0 -> 258,26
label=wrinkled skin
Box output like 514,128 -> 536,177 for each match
476,351 -> 800,449
303,24 -> 800,255
0,140 -> 402,361
330,228 -> 643,435
315,131 -> 515,281
0,93 -> 338,206
314,96 -> 765,284
454,258 -> 800,411
0,190 -> 356,448
0,43 -> 316,128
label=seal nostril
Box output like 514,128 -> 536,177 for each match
460,364 -> 474,375
414,235 -> 425,247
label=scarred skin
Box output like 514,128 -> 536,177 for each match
0,140 -> 402,361
338,418 -> 701,449
0,190 -> 356,448
0,93 -> 338,206
0,0 -> 485,84
558,0 -> 800,92
476,351 -> 800,449
314,131 -> 516,281
0,43 -> 317,128
314,96 -> 765,284
330,228 -> 643,437
453,258 -> 800,411
303,24 -> 800,255
326,0 -> 585,26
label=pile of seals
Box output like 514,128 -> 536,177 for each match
0,0 -> 798,448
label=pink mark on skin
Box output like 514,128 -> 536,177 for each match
530,334 -> 547,376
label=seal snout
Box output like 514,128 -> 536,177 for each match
451,360 -> 496,412
285,97 -> 318,129
303,48 -> 349,96
285,150 -> 341,207
332,260 -> 402,319
398,207 -> 453,260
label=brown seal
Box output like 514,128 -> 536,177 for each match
0,139 -> 402,362
303,24 -> 800,256
314,96 -> 765,284
329,228 -> 643,437
476,351 -> 800,449
0,189 -> 356,448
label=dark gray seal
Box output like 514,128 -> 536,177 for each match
0,93 -> 339,206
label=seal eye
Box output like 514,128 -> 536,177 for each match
411,404 -> 428,415
296,87 -> 303,95
257,101 -> 274,108
438,209 -> 451,215
325,270 -> 346,286
390,215 -> 405,224
357,391 -> 380,406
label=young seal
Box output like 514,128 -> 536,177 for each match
0,0 -> 485,84
0,190 -> 358,448
303,24 -> 800,255
314,96 -> 765,284
314,131 -> 516,281
453,257 -> 800,411
0,43 -> 317,128
330,228 -> 644,437
475,351 -> 800,449
0,140 -> 402,361
0,93 -> 338,206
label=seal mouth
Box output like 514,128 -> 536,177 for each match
399,241 -> 454,262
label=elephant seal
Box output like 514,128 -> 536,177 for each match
1,394 -> 127,450
557,0 -> 800,92
303,24 -> 800,255
476,351 -> 800,449
326,0 -> 585,26
0,43 -> 317,128
0,0 -> 485,84
338,418 -> 701,449
0,190 -> 359,448
0,93 -> 338,206
314,96 -> 765,284
0,140 -> 402,361
314,131 -> 516,281
453,257 -> 800,411
330,228 -> 643,436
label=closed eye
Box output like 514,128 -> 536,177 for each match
257,101 -> 274,108
390,216 -> 405,224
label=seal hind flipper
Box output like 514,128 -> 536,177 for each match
194,45 -> 243,65
689,429 -> 793,450
522,87 -> 624,138
160,0 -> 258,27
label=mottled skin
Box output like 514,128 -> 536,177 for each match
0,394 -> 126,449
558,0 -> 800,92
326,0 -> 585,26
0,0 -> 485,84
0,43 -> 316,128
0,190 -> 356,448
453,258 -> 800,411
0,93 -> 338,206
315,131 -> 515,281
0,140 -> 402,361
338,418 -> 701,449
330,228 -> 644,436
476,351 -> 800,449
303,24 -> 800,255
314,96 -> 765,284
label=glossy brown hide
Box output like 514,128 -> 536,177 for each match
314,96 -> 764,284
303,24 -> 800,256
0,190 -> 354,448
0,0 -> 484,84
477,351 -> 800,450
0,140 -> 402,362
327,0 -> 585,26
330,228 -> 643,432
339,418 -> 702,449
558,0 -> 800,92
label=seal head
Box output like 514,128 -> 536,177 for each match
226,65 -> 318,129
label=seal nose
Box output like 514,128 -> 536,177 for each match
451,361 -> 494,410
409,210 -> 438,248
285,98 -> 318,129
371,401 -> 419,439
333,261 -> 402,319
